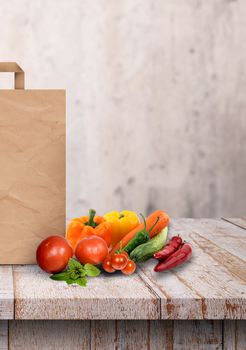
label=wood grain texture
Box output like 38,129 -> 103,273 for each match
9,219 -> 246,321
0,266 -> 14,320
91,321 -> 224,350
0,321 -> 8,350
90,321 -> 116,350
13,265 -> 159,320
149,320 -> 173,350
223,320 -> 237,350
223,320 -> 246,350
173,320 -> 222,350
88,320 -> 174,350
91,320 -> 150,350
139,219 -> 246,319
8,320 -> 90,350
7,320 -> 244,350
235,321 -> 246,350
222,218 -> 246,231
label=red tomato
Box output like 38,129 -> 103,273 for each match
75,236 -> 108,265
36,235 -> 73,273
111,253 -> 128,270
102,256 -> 115,273
122,260 -> 136,275
121,251 -> 129,259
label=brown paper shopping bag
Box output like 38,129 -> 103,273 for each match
0,63 -> 65,264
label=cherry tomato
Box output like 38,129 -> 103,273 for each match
75,236 -> 108,265
102,256 -> 115,273
121,260 -> 136,275
121,251 -> 129,259
111,253 -> 128,270
36,235 -> 73,274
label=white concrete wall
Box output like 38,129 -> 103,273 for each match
0,0 -> 245,219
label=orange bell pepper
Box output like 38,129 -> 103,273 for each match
66,209 -> 112,251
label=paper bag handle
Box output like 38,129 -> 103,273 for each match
0,62 -> 25,89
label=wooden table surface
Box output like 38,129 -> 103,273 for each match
0,218 -> 245,349
0,218 -> 246,321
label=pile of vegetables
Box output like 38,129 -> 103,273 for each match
36,209 -> 192,287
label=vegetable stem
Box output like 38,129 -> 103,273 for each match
85,209 -> 98,228
147,216 -> 160,236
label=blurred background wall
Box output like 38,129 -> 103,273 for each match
0,0 -> 245,220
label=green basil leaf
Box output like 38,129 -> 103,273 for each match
50,271 -> 70,281
66,278 -> 76,285
70,271 -> 80,280
78,269 -> 86,277
75,277 -> 87,287
84,264 -> 101,277
68,258 -> 82,270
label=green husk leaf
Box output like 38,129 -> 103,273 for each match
84,264 -> 101,277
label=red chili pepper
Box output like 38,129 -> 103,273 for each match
153,235 -> 182,261
154,243 -> 192,272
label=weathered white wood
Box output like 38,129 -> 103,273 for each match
224,320 -> 237,350
139,219 -> 246,319
90,320 -> 220,350
0,321 -> 8,350
90,321 -> 116,350
235,321 -> 246,350
222,218 -> 246,231
149,320 -> 173,350
173,320 -> 222,350
8,320 -> 241,350
8,320 -> 90,350
8,219 -> 246,320
193,218 -> 246,261
91,320 -> 175,350
0,266 -> 14,320
91,320 -> 150,350
13,265 -> 159,320
223,320 -> 246,350
116,321 -> 149,350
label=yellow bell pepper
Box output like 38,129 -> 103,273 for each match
103,210 -> 140,246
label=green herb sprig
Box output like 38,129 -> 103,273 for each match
50,258 -> 100,287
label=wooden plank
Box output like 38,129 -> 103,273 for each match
8,320 -> 90,350
13,265 -> 159,320
223,320 -> 246,350
149,320 -> 173,350
0,266 -> 14,320
193,218 -> 246,261
139,219 -> 246,319
90,321 -> 116,350
117,321 -> 149,350
0,321 -> 8,350
222,217 -> 246,231
189,231 -> 245,282
7,320 -> 228,350
91,320 -> 150,350
173,320 -> 222,350
91,320 -> 174,350
235,321 -> 246,350
223,320 -> 236,350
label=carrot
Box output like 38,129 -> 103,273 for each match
112,210 -> 169,252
